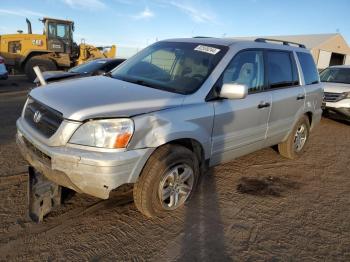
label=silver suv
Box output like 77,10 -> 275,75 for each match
16,37 -> 323,221
320,65 -> 350,120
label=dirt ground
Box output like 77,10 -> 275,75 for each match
0,77 -> 349,261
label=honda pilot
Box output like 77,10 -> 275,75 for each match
16,37 -> 323,221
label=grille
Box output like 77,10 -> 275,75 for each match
24,98 -> 63,138
324,92 -> 346,102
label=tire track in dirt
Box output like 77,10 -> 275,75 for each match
0,178 -> 134,257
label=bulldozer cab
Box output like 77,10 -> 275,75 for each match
42,17 -> 74,54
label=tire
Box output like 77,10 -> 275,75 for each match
24,57 -> 57,82
278,115 -> 310,159
133,144 -> 200,218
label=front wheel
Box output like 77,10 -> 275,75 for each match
278,115 -> 310,159
133,145 -> 199,218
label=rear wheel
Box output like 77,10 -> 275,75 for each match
24,57 -> 57,82
133,144 -> 199,218
278,115 -> 310,159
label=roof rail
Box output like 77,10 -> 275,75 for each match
193,36 -> 212,38
255,38 -> 306,48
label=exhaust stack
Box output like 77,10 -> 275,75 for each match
26,18 -> 32,34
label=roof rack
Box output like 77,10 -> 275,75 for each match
193,36 -> 212,38
255,38 -> 306,48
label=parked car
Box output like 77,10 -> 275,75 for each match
34,58 -> 125,85
320,65 -> 350,120
16,37 -> 323,222
0,56 -> 8,80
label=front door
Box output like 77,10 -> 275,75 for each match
210,50 -> 271,166
47,22 -> 72,54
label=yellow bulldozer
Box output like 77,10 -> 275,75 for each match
0,17 -> 116,81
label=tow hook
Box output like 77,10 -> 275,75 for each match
28,166 -> 62,222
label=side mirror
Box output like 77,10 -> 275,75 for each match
219,83 -> 248,100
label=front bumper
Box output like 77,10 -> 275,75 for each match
324,99 -> 350,119
16,120 -> 154,199
324,107 -> 350,119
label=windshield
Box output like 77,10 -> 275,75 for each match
110,41 -> 228,94
48,23 -> 71,40
320,67 -> 350,84
69,60 -> 107,74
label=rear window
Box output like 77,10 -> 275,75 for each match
267,51 -> 298,88
297,52 -> 319,85
69,60 -> 107,74
103,60 -> 125,72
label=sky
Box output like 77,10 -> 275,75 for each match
1,0 -> 350,57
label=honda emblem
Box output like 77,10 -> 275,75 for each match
33,111 -> 42,123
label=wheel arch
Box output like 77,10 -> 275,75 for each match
131,137 -> 207,183
20,50 -> 55,69
305,111 -> 313,126
281,111 -> 313,142
167,138 -> 206,166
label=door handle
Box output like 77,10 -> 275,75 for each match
257,102 -> 270,109
297,94 -> 305,100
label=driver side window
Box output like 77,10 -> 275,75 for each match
48,23 -> 56,38
222,50 -> 264,93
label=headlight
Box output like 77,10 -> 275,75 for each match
69,118 -> 134,149
338,92 -> 350,100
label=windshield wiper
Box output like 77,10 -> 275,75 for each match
103,71 -> 113,77
112,75 -> 186,94
67,71 -> 80,74
116,76 -> 156,88
132,79 -> 155,88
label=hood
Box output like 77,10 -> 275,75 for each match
34,71 -> 79,84
323,82 -> 350,93
30,76 -> 185,121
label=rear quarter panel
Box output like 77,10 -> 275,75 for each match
304,82 -> 324,130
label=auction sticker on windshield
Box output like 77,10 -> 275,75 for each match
194,45 -> 221,55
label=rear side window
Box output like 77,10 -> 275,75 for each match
297,52 -> 319,85
267,51 -> 298,88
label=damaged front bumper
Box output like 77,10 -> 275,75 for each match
16,119 -> 154,200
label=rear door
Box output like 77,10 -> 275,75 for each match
264,50 -> 305,146
296,52 -> 323,123
210,50 -> 271,165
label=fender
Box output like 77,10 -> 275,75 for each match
128,103 -> 215,160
